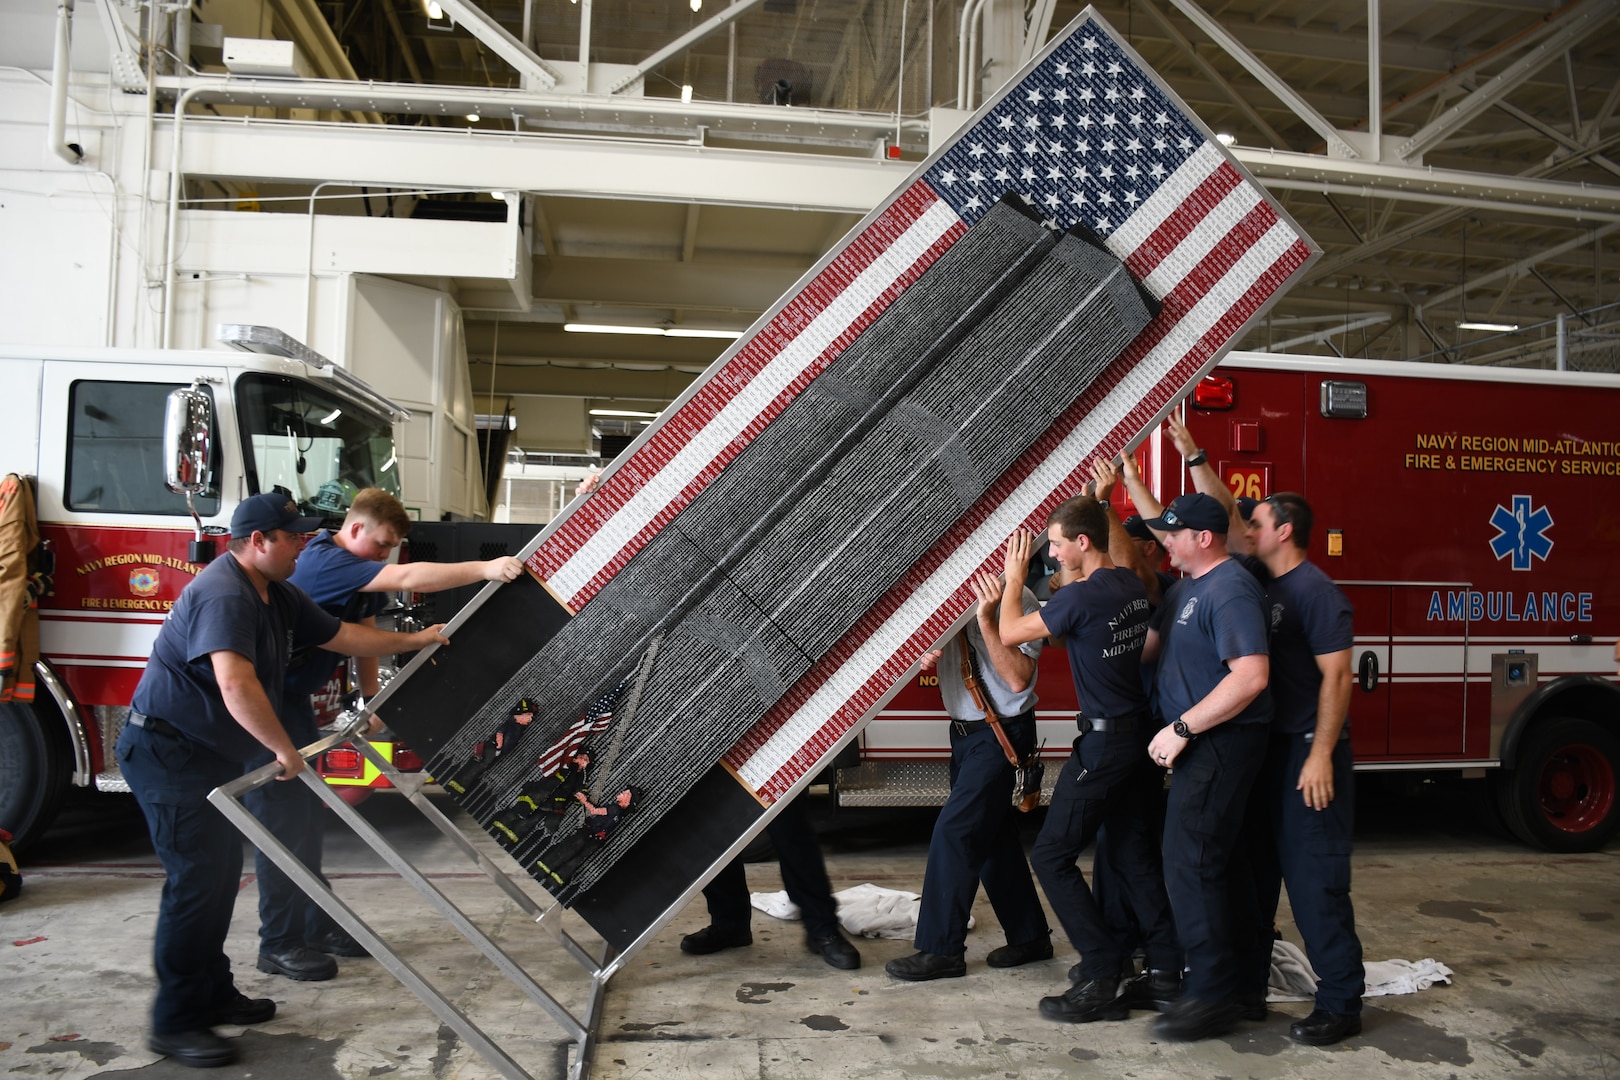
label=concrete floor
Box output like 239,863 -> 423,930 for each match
2,777 -> 1617,1080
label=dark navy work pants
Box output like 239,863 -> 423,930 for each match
703,794 -> 840,939
1161,721 -> 1267,1002
1239,733 -> 1364,1015
243,699 -> 335,951
914,714 -> 1049,956
116,721 -> 246,1036
1030,727 -> 1179,980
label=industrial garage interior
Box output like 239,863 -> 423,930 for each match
2,0 -> 1619,1077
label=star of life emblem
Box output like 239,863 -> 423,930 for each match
1488,495 -> 1553,571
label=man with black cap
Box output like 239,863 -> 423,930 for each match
115,493 -> 448,1068
1138,490 -> 1271,1041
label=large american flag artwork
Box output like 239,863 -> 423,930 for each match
523,10 -> 1316,804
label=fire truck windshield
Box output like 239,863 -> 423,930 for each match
235,374 -> 401,524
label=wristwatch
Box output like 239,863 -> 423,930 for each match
1185,449 -> 1208,468
1172,718 -> 1197,740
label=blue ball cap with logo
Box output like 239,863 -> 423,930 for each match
231,492 -> 325,538
1142,492 -> 1229,534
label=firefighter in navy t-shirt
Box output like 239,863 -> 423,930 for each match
1139,491 -> 1273,1042
116,493 -> 448,1068
1236,492 -> 1365,1046
996,481 -> 1179,1025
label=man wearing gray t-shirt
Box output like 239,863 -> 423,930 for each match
885,574 -> 1053,981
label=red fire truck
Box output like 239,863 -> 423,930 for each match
0,327 -> 420,851
845,352 -> 1620,853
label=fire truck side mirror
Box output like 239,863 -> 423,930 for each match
163,384 -> 213,497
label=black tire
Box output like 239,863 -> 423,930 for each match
0,699 -> 71,857
1495,717 -> 1620,853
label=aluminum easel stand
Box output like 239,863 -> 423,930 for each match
210,728 -> 610,1080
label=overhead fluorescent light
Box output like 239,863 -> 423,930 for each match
1215,132 -> 1236,146
681,84 -> 694,104
589,408 -> 661,419
1457,321 -> 1519,332
425,0 -> 443,17
465,112 -> 481,123
318,408 -> 342,424
565,323 -> 742,339
665,327 -> 742,339
565,323 -> 666,336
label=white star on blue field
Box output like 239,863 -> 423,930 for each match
923,23 -> 1205,235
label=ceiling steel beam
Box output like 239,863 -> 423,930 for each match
1164,0 -> 1360,158
1396,0 -> 1619,162
1136,0 -> 1291,149
609,0 -> 771,94
1422,222 -> 1620,307
1495,100 -> 1620,179
432,0 -> 562,90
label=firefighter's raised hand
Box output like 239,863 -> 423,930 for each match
484,556 -> 525,583
972,571 -> 1004,620
1090,457 -> 1119,504
1004,529 -> 1034,587
1166,415 -> 1200,460
918,648 -> 943,672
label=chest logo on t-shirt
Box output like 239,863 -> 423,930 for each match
1270,602 -> 1284,632
1176,595 -> 1199,626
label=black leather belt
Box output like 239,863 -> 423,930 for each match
127,710 -> 184,739
1076,713 -> 1144,735
950,709 -> 1034,737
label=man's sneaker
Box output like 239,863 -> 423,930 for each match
1038,977 -> 1127,1023
885,950 -> 967,981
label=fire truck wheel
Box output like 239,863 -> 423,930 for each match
0,701 -> 70,856
1496,717 -> 1620,853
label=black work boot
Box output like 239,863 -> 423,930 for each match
1038,977 -> 1127,1023
1116,968 -> 1183,1012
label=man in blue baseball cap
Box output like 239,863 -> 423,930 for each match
1137,489 -> 1273,1041
117,491 -> 449,1068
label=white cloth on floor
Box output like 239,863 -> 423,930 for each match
1267,939 -> 1453,1001
750,883 -> 971,940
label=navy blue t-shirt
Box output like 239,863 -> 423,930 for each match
1262,560 -> 1354,735
1155,557 -> 1273,728
1040,566 -> 1150,719
284,530 -> 388,697
132,554 -> 341,760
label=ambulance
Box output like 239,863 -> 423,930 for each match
846,353 -> 1620,853
0,327 -> 417,851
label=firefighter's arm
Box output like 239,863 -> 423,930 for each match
356,616 -> 382,698
1297,648 -> 1353,810
996,533 -> 1051,647
324,621 -> 450,657
1167,417 -> 1249,551
1093,458 -> 1161,605
362,557 -> 524,594
211,650 -> 304,780
972,573 -> 1036,692
1147,653 -> 1269,767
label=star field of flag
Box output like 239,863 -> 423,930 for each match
923,27 -> 1203,236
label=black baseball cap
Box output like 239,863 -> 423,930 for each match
1122,514 -> 1156,543
1236,496 -> 1260,522
1143,493 -> 1229,534
231,492 -> 324,538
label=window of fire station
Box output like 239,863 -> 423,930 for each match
235,374 -> 401,525
65,381 -> 223,516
